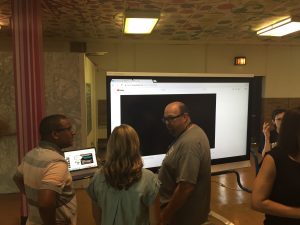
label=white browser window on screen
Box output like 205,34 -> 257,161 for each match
107,74 -> 252,169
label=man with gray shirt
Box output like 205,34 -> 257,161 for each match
159,101 -> 211,225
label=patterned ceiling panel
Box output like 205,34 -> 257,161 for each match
1,0 -> 300,43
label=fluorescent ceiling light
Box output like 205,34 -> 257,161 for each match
124,10 -> 160,34
124,18 -> 158,34
257,17 -> 300,36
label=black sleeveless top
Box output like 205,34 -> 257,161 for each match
264,147 -> 300,225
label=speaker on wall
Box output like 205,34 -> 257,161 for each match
70,42 -> 87,52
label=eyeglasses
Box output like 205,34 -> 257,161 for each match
161,113 -> 184,123
55,126 -> 75,133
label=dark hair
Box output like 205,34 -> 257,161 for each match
178,102 -> 190,114
39,114 -> 67,139
272,108 -> 286,121
103,124 -> 143,190
278,107 -> 300,158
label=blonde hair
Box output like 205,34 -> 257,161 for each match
103,124 -> 143,190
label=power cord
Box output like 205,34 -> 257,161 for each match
211,170 -> 252,193
211,180 -> 246,191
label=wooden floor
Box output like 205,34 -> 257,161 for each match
0,156 -> 264,225
209,165 -> 264,225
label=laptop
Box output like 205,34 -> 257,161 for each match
64,147 -> 98,180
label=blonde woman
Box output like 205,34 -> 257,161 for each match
87,124 -> 160,225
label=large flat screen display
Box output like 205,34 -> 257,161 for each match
107,73 -> 253,170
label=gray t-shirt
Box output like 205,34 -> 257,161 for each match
158,124 -> 211,225
87,168 -> 159,225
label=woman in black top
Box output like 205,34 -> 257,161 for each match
252,107 -> 300,225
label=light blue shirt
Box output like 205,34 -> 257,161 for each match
87,168 -> 159,225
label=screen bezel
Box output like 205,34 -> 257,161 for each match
106,74 -> 253,168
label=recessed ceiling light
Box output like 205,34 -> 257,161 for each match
124,10 -> 160,34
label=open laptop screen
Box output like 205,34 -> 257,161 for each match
64,147 -> 98,172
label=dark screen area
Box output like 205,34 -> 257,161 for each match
120,94 -> 216,156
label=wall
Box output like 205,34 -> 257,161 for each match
95,67 -> 107,139
3,40 -> 300,98
86,41 -> 300,98
44,52 -> 85,147
84,56 -> 97,147
0,52 -> 18,193
0,52 -> 91,193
